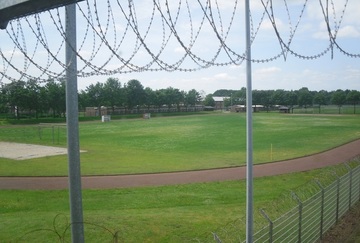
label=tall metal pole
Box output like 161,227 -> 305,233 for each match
245,0 -> 253,242
65,3 -> 85,243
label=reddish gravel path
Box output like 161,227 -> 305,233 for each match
0,139 -> 359,190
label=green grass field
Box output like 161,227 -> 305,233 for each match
0,112 -> 360,176
0,164 -> 354,242
1,112 -> 360,242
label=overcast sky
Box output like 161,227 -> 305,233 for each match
0,0 -> 359,95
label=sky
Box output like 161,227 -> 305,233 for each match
0,0 -> 359,95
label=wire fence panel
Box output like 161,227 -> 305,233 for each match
322,182 -> 338,234
248,163 -> 360,243
301,193 -> 322,242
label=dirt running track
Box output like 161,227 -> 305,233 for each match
0,139 -> 359,190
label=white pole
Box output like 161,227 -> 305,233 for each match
65,3 -> 85,243
245,0 -> 253,242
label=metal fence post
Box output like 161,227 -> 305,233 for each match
38,125 -> 42,140
52,125 -> 55,144
260,209 -> 273,243
344,163 -> 353,209
292,192 -> 303,243
315,180 -> 325,240
213,232 -> 222,243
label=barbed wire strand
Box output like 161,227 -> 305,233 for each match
0,0 -> 358,84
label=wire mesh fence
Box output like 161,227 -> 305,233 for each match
209,161 -> 360,242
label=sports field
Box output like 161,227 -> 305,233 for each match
0,112 -> 359,176
0,112 -> 360,242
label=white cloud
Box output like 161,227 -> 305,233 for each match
255,67 -> 281,75
337,25 -> 360,38
214,72 -> 235,80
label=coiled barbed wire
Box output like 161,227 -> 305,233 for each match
0,0 -> 358,84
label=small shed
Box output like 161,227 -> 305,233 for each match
213,96 -> 229,110
279,106 -> 290,113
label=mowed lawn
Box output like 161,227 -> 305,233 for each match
1,113 -> 359,242
0,112 -> 360,176
0,165 -> 353,242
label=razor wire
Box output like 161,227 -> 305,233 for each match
0,0 -> 359,84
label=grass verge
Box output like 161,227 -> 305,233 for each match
0,163 -> 356,242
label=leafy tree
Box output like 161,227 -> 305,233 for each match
283,90 -> 298,112
313,90 -> 328,114
86,82 -> 105,116
185,89 -> 201,106
154,89 -> 166,110
271,89 -> 286,105
25,79 -> 43,118
203,94 -> 215,107
257,90 -> 272,112
213,89 -> 235,97
164,87 -> 183,111
346,90 -> 360,114
297,87 -> 313,109
125,79 -> 145,110
252,90 -> 263,106
0,85 -> 8,114
3,80 -> 28,119
331,89 -> 347,114
45,80 -> 66,117
144,87 -> 156,110
103,77 -> 123,113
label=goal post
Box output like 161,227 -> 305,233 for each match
0,0 -> 84,29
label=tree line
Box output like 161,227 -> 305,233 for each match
1,78 -> 359,119
210,87 -> 360,113
0,78 -> 203,118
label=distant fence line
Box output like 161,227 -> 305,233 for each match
210,161 -> 360,242
84,105 -> 208,117
292,105 -> 360,115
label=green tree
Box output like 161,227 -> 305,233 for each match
284,90 -> 298,112
185,89 -> 201,107
203,94 -> 215,107
0,84 -> 8,114
234,87 -> 246,105
103,77 -> 123,113
346,90 -> 360,114
213,89 -> 236,97
313,90 -> 328,114
45,80 -> 66,117
144,87 -> 155,111
297,87 -> 313,110
271,89 -> 286,105
256,90 -> 272,112
163,87 -> 183,111
155,89 -> 165,109
125,79 -> 145,110
86,82 -> 105,116
25,79 -> 43,118
3,80 -> 27,119
331,89 -> 347,114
